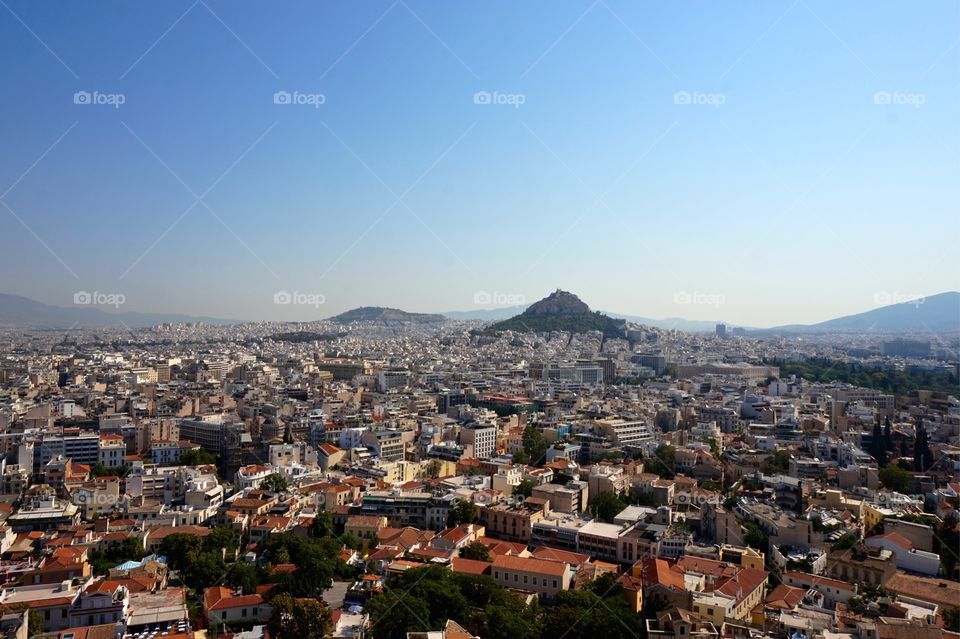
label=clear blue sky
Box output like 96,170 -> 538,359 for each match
1,0 -> 957,326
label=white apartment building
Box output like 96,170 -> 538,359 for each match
98,435 -> 126,467
594,418 -> 653,447
460,423 -> 497,459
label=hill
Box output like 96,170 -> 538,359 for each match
330,306 -> 446,324
770,291 -> 960,334
0,293 -> 237,328
488,290 -> 626,338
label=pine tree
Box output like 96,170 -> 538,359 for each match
914,420 -> 931,471
872,418 -> 886,465
883,416 -> 893,452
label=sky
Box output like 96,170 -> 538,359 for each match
0,0 -> 958,327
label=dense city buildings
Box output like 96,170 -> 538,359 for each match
0,293 -> 956,639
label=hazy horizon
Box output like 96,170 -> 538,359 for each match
4,288 -> 958,329
1,1 -> 958,326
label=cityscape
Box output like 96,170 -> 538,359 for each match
1,3 -> 959,639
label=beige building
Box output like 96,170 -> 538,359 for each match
491,555 -> 572,598
344,515 -> 388,542
482,500 -> 549,542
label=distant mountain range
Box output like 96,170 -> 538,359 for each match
767,291 -> 960,334
1,291 -> 956,334
0,293 -> 237,328
329,306 -> 445,324
602,312 -> 724,333
487,290 -> 627,338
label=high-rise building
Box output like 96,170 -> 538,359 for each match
881,339 -> 931,358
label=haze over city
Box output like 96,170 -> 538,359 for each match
2,4 -> 960,639
1,1 -> 958,325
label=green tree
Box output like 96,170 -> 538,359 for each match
648,444 -> 675,479
480,593 -> 540,639
28,611 -> 44,637
260,472 -> 290,493
91,463 -> 130,478
178,447 -> 216,466
943,607 -> 960,632
448,500 -> 479,526
540,584 -> 643,639
589,491 -> 626,523
879,465 -> 912,493
268,593 -> 333,639
206,526 -> 240,552
90,536 -> 145,574
367,590 -> 432,639
225,562 -> 260,595
183,551 -> 226,591
872,419 -> 887,466
310,510 -> 337,538
700,480 -> 722,493
159,533 -> 228,591
522,426 -> 548,465
914,422 -> 932,471
260,533 -> 342,596
367,565 -> 474,639
743,522 -> 768,551
514,478 -> 535,498
423,459 -> 442,479
459,541 -> 491,562
936,512 -> 960,578
833,533 -> 859,550
763,450 -> 791,474
629,487 -> 659,507
479,590 -> 540,639
160,533 -> 204,568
